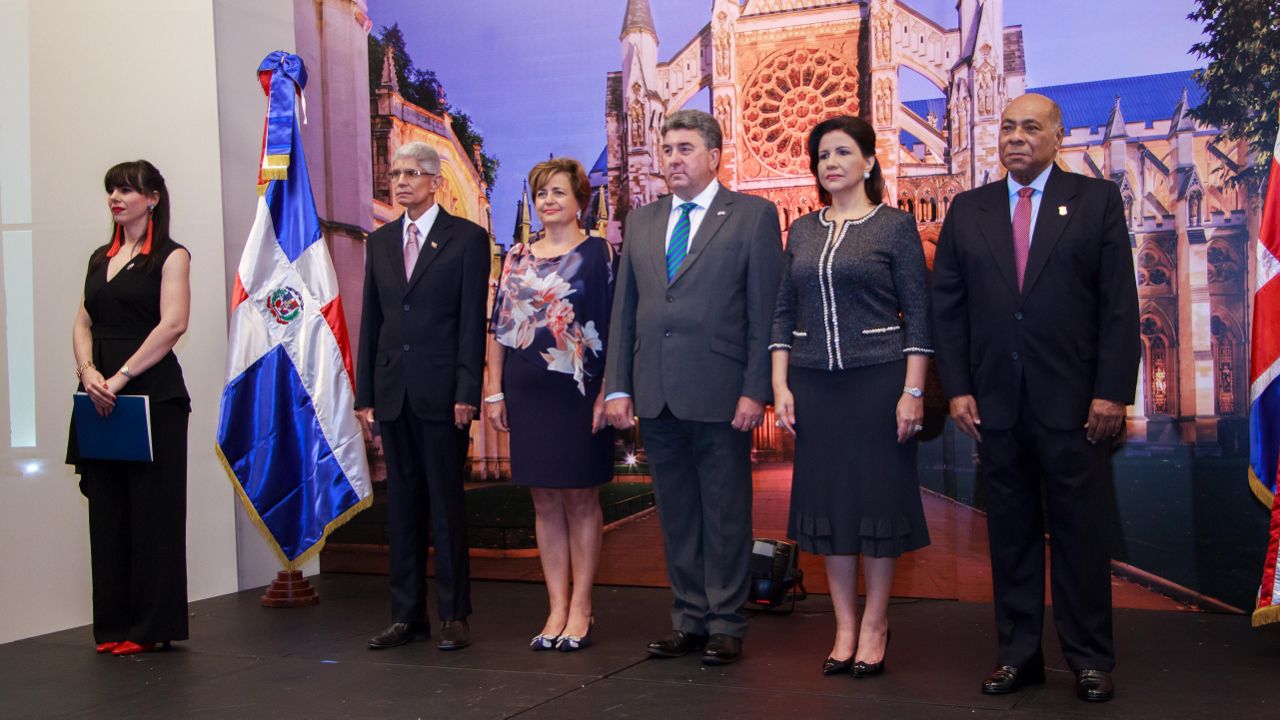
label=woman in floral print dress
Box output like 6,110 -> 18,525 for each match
486,158 -> 615,652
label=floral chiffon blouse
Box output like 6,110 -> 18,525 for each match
490,235 -> 615,395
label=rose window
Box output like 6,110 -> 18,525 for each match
742,48 -> 860,175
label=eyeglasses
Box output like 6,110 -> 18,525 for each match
386,169 -> 437,180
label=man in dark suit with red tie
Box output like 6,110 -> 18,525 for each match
932,94 -> 1140,703
356,142 -> 490,651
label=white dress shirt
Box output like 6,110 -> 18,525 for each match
1007,165 -> 1052,244
606,181 -> 723,403
664,180 -> 721,251
403,203 -> 441,251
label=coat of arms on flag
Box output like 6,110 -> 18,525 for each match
216,52 -> 372,570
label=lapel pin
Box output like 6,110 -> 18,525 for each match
1058,205 -> 1068,216
430,241 -> 438,249
716,210 -> 726,216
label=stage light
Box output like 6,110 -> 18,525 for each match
623,452 -> 638,466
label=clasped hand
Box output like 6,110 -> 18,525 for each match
84,369 -> 127,417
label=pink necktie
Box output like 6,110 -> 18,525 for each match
1012,187 -> 1033,290
404,222 -> 420,281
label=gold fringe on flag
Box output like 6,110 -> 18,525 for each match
215,442 -> 373,572
259,153 -> 290,181
1249,467 -> 1275,508
1251,602 -> 1280,627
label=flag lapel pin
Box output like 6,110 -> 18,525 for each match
1058,205 -> 1068,216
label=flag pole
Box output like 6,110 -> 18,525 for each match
217,51 -> 373,609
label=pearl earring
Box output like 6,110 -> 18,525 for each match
863,171 -> 871,180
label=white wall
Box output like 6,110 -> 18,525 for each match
0,0 -> 293,644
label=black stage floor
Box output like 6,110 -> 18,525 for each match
5,573 -> 1279,719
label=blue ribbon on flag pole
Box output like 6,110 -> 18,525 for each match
258,51 -> 308,180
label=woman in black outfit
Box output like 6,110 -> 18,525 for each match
770,117 -> 932,678
68,160 -> 191,656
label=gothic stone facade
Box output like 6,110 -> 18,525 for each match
604,0 -> 1254,452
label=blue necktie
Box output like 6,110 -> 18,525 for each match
667,202 -> 697,283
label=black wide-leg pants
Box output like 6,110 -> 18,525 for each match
83,400 -> 190,644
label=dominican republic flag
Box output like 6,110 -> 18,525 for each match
1250,101 -> 1280,627
216,52 -> 371,570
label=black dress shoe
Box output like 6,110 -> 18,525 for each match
981,664 -> 1046,694
1076,669 -> 1114,702
852,658 -> 885,678
701,634 -> 742,665
368,622 -> 429,649
437,619 -> 471,651
853,629 -> 891,678
647,630 -> 709,658
822,657 -> 853,676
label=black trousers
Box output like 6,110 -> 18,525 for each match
381,410 -> 471,623
83,400 -> 189,644
640,408 -> 752,638
978,390 -> 1115,672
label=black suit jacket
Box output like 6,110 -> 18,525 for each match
356,208 -> 490,422
931,165 -> 1140,431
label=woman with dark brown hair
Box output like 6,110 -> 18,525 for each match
68,160 -> 191,656
486,157 -> 615,651
770,116 -> 932,678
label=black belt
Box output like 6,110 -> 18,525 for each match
91,325 -> 151,340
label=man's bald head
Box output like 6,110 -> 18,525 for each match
999,93 -> 1065,185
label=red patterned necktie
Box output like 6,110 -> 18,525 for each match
404,222 -> 420,281
1012,187 -> 1033,290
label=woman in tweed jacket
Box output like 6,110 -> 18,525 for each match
770,116 -> 933,679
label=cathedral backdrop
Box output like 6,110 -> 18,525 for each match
302,0 -> 1269,612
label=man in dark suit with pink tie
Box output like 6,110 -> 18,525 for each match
932,94 -> 1140,703
356,142 -> 490,652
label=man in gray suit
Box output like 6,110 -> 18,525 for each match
605,109 -> 783,665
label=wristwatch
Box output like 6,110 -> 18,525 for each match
120,365 -> 134,380
902,386 -> 923,398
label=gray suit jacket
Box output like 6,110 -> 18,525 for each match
605,186 -> 783,422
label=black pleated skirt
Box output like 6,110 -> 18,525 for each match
787,360 -> 931,557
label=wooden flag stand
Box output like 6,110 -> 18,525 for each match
261,570 -> 320,608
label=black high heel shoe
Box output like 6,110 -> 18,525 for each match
822,656 -> 853,676
852,630 -> 890,678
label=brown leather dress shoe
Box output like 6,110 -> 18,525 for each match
1076,669 -> 1114,702
437,619 -> 471,651
368,622 -> 429,649
647,630 -> 709,658
981,664 -> 1046,694
701,634 -> 743,665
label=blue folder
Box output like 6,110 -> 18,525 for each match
73,393 -> 154,462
